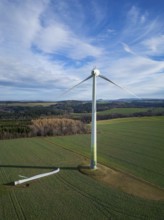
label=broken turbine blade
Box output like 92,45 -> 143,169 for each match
19,175 -> 28,179
99,74 -> 140,99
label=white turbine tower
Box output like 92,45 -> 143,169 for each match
60,68 -> 140,170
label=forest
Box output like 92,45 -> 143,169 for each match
0,99 -> 164,139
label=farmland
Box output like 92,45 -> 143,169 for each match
0,116 -> 164,219
0,101 -> 164,139
72,107 -> 164,117
1,99 -> 164,121
97,107 -> 164,115
47,116 -> 164,188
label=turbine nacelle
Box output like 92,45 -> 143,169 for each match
91,68 -> 100,77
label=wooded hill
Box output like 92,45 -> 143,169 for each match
0,99 -> 164,120
0,99 -> 164,139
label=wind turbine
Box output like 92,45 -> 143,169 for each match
60,68 -> 140,170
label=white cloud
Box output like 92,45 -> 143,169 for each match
142,35 -> 164,55
127,6 -> 140,24
0,0 -> 102,98
0,1 -> 164,100
34,24 -> 70,52
107,28 -> 115,33
122,5 -> 162,46
92,52 -> 164,99
34,23 -> 103,59
0,0 -> 47,48
121,42 -> 135,55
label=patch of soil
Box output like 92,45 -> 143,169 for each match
78,163 -> 164,201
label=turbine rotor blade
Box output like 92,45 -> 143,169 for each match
58,75 -> 92,99
99,75 -> 140,99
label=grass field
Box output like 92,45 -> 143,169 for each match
72,107 -> 164,117
0,116 -> 164,219
97,107 -> 164,115
49,116 -> 164,188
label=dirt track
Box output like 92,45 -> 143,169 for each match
79,163 -> 164,200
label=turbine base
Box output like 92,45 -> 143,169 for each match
90,160 -> 97,170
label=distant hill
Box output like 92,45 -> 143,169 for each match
0,99 -> 164,121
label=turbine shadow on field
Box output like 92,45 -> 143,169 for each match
0,164 -> 77,170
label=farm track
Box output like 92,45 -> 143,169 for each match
57,172 -> 149,220
56,173 -> 112,219
1,168 -> 26,220
10,191 -> 26,220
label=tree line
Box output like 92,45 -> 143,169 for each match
0,118 -> 89,139
77,111 -> 164,123
1,99 -> 164,120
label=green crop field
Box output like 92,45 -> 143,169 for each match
0,116 -> 164,219
48,116 -> 164,188
97,107 -> 164,115
72,107 -> 164,118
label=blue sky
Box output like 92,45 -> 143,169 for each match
0,0 -> 164,101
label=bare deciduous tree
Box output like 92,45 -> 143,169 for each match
30,118 -> 89,136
